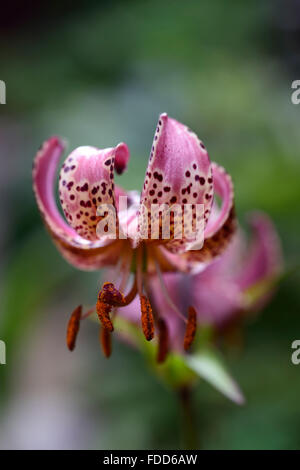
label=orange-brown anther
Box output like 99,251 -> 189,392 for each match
140,295 -> 154,341
66,305 -> 82,351
96,300 -> 114,332
157,317 -> 169,363
98,282 -> 125,306
100,326 -> 112,358
184,306 -> 197,351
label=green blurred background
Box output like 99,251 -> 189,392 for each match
0,0 -> 300,449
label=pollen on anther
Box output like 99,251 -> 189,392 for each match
96,300 -> 114,332
66,305 -> 82,351
99,282 -> 125,306
184,306 -> 197,351
140,295 -> 154,341
100,326 -> 112,358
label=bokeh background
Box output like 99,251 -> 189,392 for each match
0,0 -> 300,449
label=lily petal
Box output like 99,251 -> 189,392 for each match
59,142 -> 129,241
191,272 -> 244,326
181,163 -> 236,267
237,212 -> 282,291
138,113 -> 213,251
32,137 -> 127,270
204,163 -> 235,239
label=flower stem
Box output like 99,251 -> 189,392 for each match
177,385 -> 198,450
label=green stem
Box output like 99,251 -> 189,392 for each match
177,385 -> 198,450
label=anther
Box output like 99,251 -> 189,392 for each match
100,326 -> 112,358
140,295 -> 154,341
157,317 -> 169,363
184,306 -> 197,351
66,305 -> 82,351
98,282 -> 125,306
98,280 -> 137,308
96,300 -> 114,332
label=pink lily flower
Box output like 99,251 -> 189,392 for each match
120,212 -> 282,360
32,113 -> 236,355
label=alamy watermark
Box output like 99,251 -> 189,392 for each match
0,80 -> 6,104
291,340 -> 300,365
0,340 -> 6,365
95,198 -> 205,250
291,80 -> 300,104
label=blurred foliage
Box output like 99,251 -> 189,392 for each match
0,0 -> 300,449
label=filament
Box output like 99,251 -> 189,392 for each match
154,258 -> 187,324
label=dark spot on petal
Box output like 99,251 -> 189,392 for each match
154,171 -> 163,182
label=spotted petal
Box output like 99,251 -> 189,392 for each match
138,113 -> 213,251
32,137 -> 129,270
180,163 -> 236,269
59,142 -> 130,241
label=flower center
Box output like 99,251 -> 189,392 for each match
66,244 -> 198,360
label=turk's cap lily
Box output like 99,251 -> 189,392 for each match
32,114 -> 239,378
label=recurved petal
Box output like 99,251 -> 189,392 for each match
236,212 -> 282,291
59,142 -> 130,241
204,163 -> 235,239
32,137 -> 126,270
138,114 -> 213,250
180,162 -> 236,268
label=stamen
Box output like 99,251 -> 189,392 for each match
157,317 -> 169,363
118,249 -> 133,292
100,326 -> 112,358
66,305 -> 82,351
154,258 -> 187,324
136,246 -> 144,297
184,306 -> 197,351
96,300 -> 114,332
140,294 -> 154,341
122,278 -> 138,306
81,306 -> 96,320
